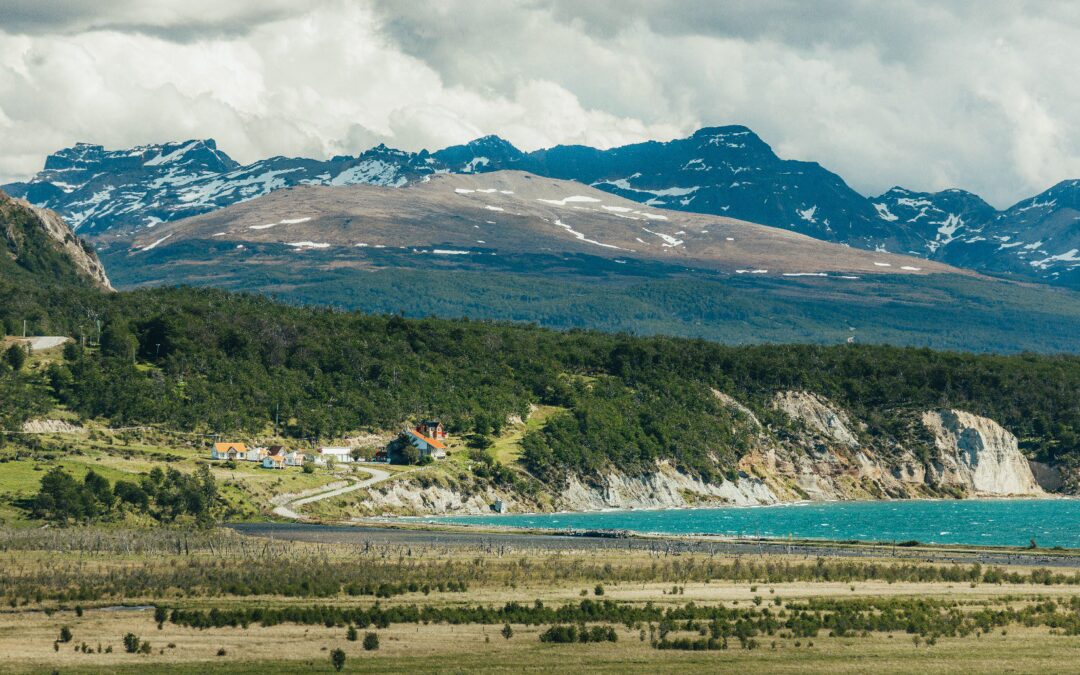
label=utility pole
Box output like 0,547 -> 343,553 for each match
22,319 -> 26,338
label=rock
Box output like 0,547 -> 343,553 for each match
921,409 -> 1042,495
20,419 -> 85,434
1028,460 -> 1065,492
772,391 -> 859,447
558,464 -> 778,511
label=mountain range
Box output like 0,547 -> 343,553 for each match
5,126 -> 1080,287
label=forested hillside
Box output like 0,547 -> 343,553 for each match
3,285 -> 1080,484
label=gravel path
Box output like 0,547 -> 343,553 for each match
27,336 -> 70,350
271,467 -> 394,520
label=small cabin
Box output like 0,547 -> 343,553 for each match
262,454 -> 285,469
284,450 -> 305,467
212,442 -> 247,461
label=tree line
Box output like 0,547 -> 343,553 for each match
3,284 -> 1080,481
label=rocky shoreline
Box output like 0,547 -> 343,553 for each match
354,391 -> 1069,517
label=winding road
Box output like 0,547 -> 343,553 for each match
272,466 -> 395,520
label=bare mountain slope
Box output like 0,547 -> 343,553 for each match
129,171 -> 963,279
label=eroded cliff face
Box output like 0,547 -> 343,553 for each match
360,390 -> 1052,516
920,409 -> 1042,496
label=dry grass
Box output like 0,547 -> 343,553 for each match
2,610 -> 1079,674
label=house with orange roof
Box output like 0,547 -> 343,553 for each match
261,453 -> 286,469
404,427 -> 447,460
211,442 -> 247,461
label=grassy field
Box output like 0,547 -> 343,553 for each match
490,405 -> 563,466
5,614 -> 1080,674
2,527 -> 1080,673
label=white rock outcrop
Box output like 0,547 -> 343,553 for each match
921,409 -> 1042,496
558,465 -> 778,511
772,391 -> 859,447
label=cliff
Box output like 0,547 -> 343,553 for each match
358,390 -> 1050,516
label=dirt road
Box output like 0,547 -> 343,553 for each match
271,466 -> 394,519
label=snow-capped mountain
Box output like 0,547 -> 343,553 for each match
2,140 -> 436,233
869,182 -> 1080,284
5,128 -> 1080,286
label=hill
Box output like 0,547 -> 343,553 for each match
0,190 -> 111,292
1,285 -> 1078,511
120,171 -> 960,278
87,171 -> 1080,354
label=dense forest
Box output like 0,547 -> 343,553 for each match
3,279 -> 1080,482
102,242 -> 1080,353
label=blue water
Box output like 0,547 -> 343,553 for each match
424,499 -> 1080,548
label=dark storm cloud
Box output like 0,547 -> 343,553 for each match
0,0 -> 305,42
1,0 -> 1079,206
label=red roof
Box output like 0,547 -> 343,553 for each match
409,428 -> 445,450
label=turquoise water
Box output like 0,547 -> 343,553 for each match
424,499 -> 1080,548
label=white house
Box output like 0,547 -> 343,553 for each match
212,442 -> 247,461
262,454 -> 286,469
404,428 -> 447,460
318,447 -> 353,464
284,450 -> 305,467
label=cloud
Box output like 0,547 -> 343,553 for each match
1,0 -> 1080,207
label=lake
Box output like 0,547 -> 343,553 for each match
422,499 -> 1080,548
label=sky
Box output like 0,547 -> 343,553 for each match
1,0 -> 1078,207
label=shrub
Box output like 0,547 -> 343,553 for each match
501,623 -> 513,640
58,626 -> 73,643
347,625 -> 358,641
123,633 -> 141,653
363,632 -> 380,651
331,648 -> 346,671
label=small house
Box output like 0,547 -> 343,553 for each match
262,454 -> 286,469
416,419 -> 447,440
404,428 -> 446,460
284,450 -> 305,467
212,442 -> 247,461
246,447 -> 269,462
318,447 -> 353,464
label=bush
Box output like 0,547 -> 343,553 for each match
4,344 -> 26,370
58,626 -> 72,643
123,633 -> 141,653
303,463 -> 315,474
501,623 -> 513,640
347,625 -> 357,641
331,648 -> 346,671
363,632 -> 380,651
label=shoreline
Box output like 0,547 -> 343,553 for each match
227,519 -> 1080,568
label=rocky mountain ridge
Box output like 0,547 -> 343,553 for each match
0,190 -> 112,291
6,127 -> 1080,286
